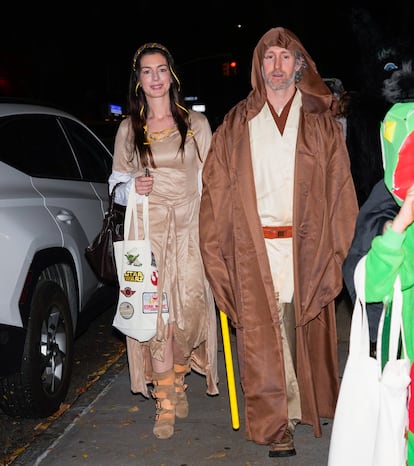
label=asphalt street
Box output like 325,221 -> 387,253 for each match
11,297 -> 351,466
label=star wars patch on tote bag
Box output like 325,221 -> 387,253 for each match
112,183 -> 168,342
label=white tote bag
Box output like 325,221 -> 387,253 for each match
373,273 -> 410,466
112,184 -> 168,342
328,255 -> 410,466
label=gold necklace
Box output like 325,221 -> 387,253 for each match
144,125 -> 175,142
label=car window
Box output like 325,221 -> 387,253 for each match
86,121 -> 119,153
0,115 -> 82,179
61,118 -> 113,183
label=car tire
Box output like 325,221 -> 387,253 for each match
0,280 -> 74,418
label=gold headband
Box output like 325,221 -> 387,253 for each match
132,42 -> 172,71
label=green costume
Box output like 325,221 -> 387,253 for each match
365,225 -> 414,361
365,101 -> 414,465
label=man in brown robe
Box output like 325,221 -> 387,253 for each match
199,27 -> 358,458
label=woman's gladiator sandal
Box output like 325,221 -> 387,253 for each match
151,369 -> 176,439
174,363 -> 190,419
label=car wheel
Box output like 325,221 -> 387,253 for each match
0,280 -> 74,418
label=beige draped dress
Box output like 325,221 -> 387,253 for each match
110,110 -> 219,398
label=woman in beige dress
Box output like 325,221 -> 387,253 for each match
108,42 -> 218,440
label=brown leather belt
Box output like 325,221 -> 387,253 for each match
263,226 -> 293,239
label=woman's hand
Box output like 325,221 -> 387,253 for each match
135,171 -> 153,196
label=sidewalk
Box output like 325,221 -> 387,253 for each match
13,299 -> 351,466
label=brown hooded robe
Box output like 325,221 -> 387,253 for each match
199,27 -> 358,445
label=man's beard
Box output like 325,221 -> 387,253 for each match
263,68 -> 296,91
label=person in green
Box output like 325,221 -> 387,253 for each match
364,102 -> 414,464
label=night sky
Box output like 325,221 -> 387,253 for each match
1,1 -> 413,127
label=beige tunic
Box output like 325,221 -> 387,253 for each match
111,110 -> 219,397
250,97 -> 299,303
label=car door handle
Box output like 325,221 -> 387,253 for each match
56,210 -> 74,224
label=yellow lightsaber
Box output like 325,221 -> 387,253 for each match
219,310 -> 240,430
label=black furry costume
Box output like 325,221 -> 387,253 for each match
346,7 -> 414,207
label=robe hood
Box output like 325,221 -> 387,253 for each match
247,27 -> 333,117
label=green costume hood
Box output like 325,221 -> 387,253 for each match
381,102 -> 414,206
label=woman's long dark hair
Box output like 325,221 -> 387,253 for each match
127,43 -> 199,168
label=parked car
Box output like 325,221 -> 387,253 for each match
0,99 -> 117,418
86,118 -> 120,153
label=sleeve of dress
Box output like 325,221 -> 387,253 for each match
193,113 -> 212,196
193,111 -> 212,161
108,170 -> 132,205
108,171 -> 146,206
108,118 -> 145,206
198,168 -> 202,196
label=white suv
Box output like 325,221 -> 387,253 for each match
0,100 -> 116,418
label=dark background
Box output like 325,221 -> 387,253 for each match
1,1 -> 413,130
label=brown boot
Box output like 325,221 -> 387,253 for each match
268,428 -> 296,457
151,369 -> 176,439
174,363 -> 190,419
